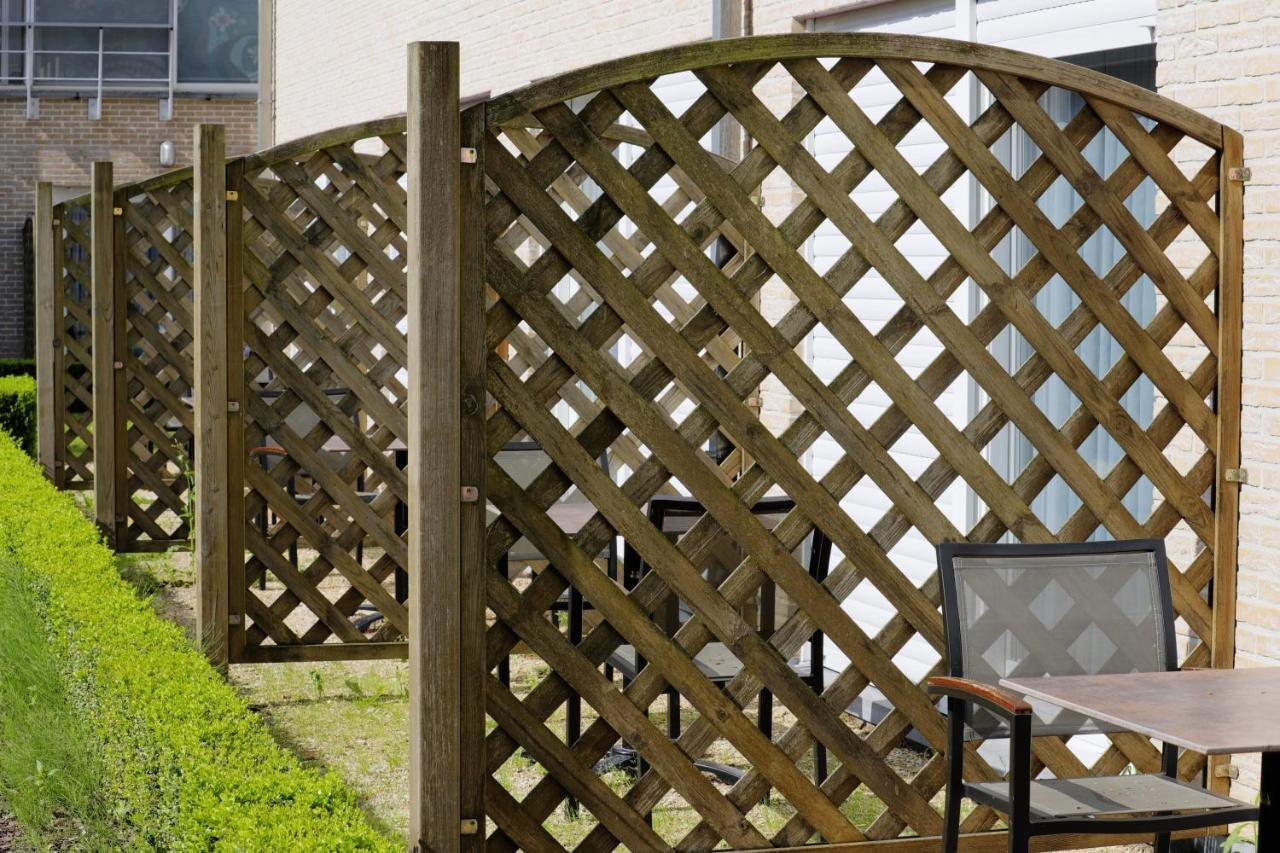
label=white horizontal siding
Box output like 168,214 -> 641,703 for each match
808,0 -> 964,689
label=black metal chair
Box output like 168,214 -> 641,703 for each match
249,388 -> 377,577
492,442 -> 618,727
929,539 -> 1258,853
609,494 -> 832,785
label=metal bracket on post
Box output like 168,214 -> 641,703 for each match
460,147 -> 477,163
1225,467 -> 1249,484
1228,166 -> 1251,182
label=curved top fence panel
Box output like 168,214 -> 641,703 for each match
486,33 -> 1227,146
473,31 -> 1240,851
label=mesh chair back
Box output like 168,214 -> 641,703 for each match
938,540 -> 1176,740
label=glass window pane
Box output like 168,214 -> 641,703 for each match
104,52 -> 167,81
35,26 -> 98,52
34,0 -> 168,25
177,0 -> 257,84
104,27 -> 168,52
34,52 -> 97,81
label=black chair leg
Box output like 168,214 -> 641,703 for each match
1154,833 -> 1171,853
497,554 -> 510,687
287,477 -> 298,567
257,506 -> 268,590
1007,712 -> 1032,853
566,584 -> 582,817
942,700 -> 965,853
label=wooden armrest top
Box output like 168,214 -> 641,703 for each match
927,676 -> 1033,715
249,445 -> 287,458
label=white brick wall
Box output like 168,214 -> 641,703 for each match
271,0 -> 713,142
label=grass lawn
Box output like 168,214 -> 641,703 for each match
116,530 -> 1144,851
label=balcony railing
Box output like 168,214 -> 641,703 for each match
0,9 -> 256,119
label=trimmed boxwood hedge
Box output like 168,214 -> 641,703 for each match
0,357 -> 36,378
0,375 -> 35,456
0,431 -> 396,851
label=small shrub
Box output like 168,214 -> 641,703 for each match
0,375 -> 35,456
0,432 -> 395,851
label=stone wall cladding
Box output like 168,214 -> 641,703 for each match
0,96 -> 256,356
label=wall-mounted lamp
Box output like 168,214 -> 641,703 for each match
159,140 -> 176,168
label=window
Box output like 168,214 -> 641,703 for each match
0,0 -> 257,97
177,0 -> 257,84
989,43 -> 1157,537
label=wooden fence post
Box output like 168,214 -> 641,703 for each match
1210,126 -> 1245,794
408,40 -> 484,851
225,156 -> 247,665
193,124 -> 231,672
90,161 -> 125,546
457,98 -> 487,852
34,182 -> 57,481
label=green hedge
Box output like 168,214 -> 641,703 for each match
0,357 -> 36,378
0,432 -> 396,851
0,375 -> 35,456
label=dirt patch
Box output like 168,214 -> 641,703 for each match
0,814 -> 19,853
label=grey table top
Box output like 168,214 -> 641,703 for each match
1002,667 -> 1280,755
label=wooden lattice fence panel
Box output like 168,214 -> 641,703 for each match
469,35 -> 1241,850
119,176 -> 198,549
51,196 -> 94,490
229,121 -> 415,661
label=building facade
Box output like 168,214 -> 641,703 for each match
268,0 -> 1279,795
0,0 -> 260,357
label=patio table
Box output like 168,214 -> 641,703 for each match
1002,667 -> 1280,848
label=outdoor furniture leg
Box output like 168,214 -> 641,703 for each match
1260,750 -> 1278,853
1008,711 -> 1032,853
942,696 -> 964,853
567,582 -> 583,816
394,448 -> 408,602
286,475 -> 298,567
497,552 -> 510,687
256,503 -> 268,591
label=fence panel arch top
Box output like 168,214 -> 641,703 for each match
472,32 -> 1242,850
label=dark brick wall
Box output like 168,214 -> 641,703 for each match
0,96 -> 257,357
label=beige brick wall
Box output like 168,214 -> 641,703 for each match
0,96 -> 257,357
1156,0 -> 1280,800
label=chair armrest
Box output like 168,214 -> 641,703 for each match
927,676 -> 1033,719
249,445 -> 288,459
